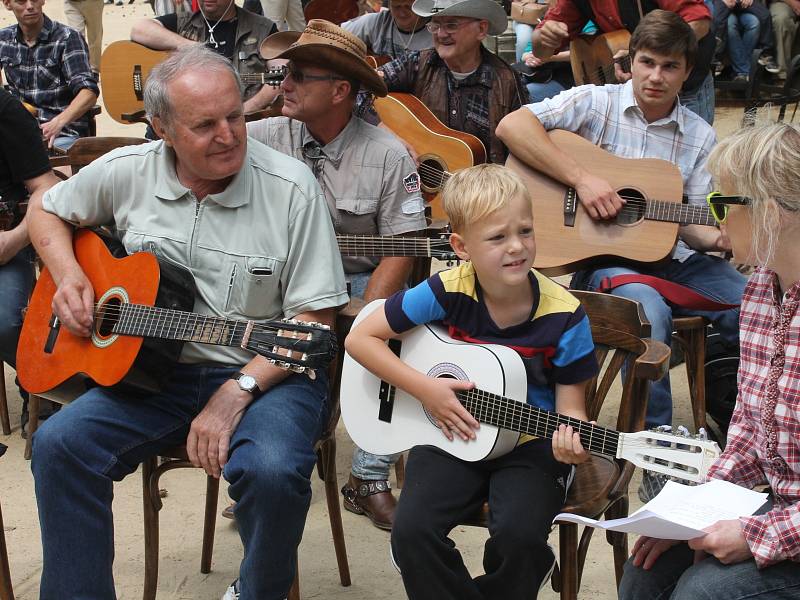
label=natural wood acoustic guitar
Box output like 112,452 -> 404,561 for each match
100,41 -> 284,124
570,29 -> 631,86
506,129 -> 716,275
372,93 -> 486,223
16,229 -> 337,403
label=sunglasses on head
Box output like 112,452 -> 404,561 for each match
706,192 -> 751,224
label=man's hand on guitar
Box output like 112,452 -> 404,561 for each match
536,21 -> 569,55
52,269 -> 95,337
575,172 -> 626,220
187,380 -> 249,478
419,377 -> 479,442
613,49 -> 632,83
552,423 -> 591,464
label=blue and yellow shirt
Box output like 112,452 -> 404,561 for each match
384,262 -> 599,412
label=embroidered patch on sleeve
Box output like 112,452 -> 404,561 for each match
403,172 -> 421,193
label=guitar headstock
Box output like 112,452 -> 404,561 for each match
429,234 -> 458,262
618,428 -> 721,483
241,319 -> 338,378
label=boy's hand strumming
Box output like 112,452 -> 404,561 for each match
418,378 -> 480,442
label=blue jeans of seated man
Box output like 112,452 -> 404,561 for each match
527,79 -> 567,103
346,271 -> 401,481
618,534 -> 800,599
679,72 -> 715,125
31,363 -> 329,600
52,134 -> 79,152
572,254 -> 746,428
514,21 -> 534,62
728,12 -> 761,75
0,245 -> 35,368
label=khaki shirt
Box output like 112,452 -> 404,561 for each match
43,140 -> 348,366
247,115 -> 426,274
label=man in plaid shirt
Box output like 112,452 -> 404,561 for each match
0,0 -> 98,150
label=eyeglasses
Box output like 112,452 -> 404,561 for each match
282,64 -> 345,85
706,192 -> 751,224
425,19 -> 477,34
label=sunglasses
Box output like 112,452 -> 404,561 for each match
426,19 -> 477,34
706,192 -> 751,224
282,64 -> 345,85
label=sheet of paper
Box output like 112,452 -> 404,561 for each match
555,479 -> 768,540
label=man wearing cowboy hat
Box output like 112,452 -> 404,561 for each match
131,0 -> 281,112
247,19 -> 427,531
369,0 -> 528,165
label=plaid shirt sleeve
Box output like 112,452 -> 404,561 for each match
61,29 -> 99,97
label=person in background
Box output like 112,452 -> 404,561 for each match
342,0 -> 433,59
62,0 -> 103,73
769,0 -> 799,79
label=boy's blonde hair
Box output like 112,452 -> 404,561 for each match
707,122 -> 800,265
442,164 -> 531,232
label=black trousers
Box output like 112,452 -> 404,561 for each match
391,440 -> 571,600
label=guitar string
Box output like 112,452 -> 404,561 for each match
457,389 -> 705,464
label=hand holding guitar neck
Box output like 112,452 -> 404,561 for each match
535,20 -> 569,58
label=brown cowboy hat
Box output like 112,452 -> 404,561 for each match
260,19 -> 388,97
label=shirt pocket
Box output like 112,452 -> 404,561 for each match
36,57 -> 62,90
335,194 -> 379,235
225,255 -> 282,318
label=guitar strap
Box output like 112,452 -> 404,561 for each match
597,274 -> 740,311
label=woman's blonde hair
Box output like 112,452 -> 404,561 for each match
442,164 -> 531,233
707,122 -> 800,264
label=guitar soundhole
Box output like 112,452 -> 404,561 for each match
417,155 -> 447,193
95,296 -> 122,338
615,188 -> 646,226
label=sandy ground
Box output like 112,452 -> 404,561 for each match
0,3 -> 765,598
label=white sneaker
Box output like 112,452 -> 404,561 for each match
221,580 -> 239,600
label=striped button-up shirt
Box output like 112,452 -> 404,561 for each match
707,268 -> 800,567
526,81 -> 716,261
0,16 -> 98,138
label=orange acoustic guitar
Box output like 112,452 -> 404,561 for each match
372,93 -> 486,223
100,41 -> 284,124
570,29 -> 631,86
506,129 -> 716,275
16,229 -> 336,403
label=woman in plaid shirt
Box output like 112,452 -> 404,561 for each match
618,122 -> 800,599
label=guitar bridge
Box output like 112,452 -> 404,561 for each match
564,188 -> 577,227
133,65 -> 143,101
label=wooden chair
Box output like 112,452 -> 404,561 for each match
0,445 -> 13,600
459,290 -> 671,600
672,316 -> 709,431
0,370 -> 9,435
139,303 -> 361,600
49,136 -> 149,173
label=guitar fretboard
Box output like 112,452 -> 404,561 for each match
457,388 -> 621,457
337,235 -> 453,258
644,200 -> 716,227
111,303 -> 247,347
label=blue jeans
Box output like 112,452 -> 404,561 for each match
679,72 -> 716,125
619,540 -> 800,599
31,363 -> 329,600
514,21 -> 534,62
572,254 -> 746,427
728,12 -> 761,74
526,79 -> 567,103
346,271 -> 401,480
52,134 -> 79,152
0,245 -> 35,368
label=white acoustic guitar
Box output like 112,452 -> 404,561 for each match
341,300 -> 721,483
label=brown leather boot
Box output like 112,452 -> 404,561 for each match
341,474 -> 397,531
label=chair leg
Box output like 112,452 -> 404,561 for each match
288,556 -> 300,600
394,453 -> 405,489
321,436 -> 351,587
559,523 -> 579,600
606,497 -> 630,589
0,500 -> 13,600
23,395 -> 41,461
0,366 -> 10,436
688,327 -> 707,431
142,457 -> 160,600
200,475 -> 220,574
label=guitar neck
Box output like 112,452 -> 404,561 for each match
458,388 -> 621,457
337,235 -> 442,258
110,303 -> 248,348
644,200 -> 716,226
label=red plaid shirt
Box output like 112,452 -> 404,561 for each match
707,268 -> 800,567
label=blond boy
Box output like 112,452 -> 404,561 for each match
345,163 -> 599,599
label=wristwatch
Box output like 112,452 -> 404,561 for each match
232,372 -> 263,396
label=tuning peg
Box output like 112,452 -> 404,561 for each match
696,427 -> 708,440
676,425 -> 690,437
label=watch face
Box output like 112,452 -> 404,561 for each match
238,374 -> 257,392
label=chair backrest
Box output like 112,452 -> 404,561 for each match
50,136 -> 149,173
571,290 -> 667,434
